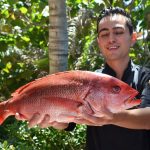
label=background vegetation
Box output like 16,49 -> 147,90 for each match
0,0 -> 150,149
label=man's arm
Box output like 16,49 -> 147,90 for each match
113,107 -> 150,129
75,107 -> 150,130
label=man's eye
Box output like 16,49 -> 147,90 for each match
99,33 -> 109,37
115,31 -> 124,35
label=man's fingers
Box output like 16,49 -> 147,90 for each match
82,113 -> 101,124
15,113 -> 27,121
51,122 -> 69,130
15,113 -> 23,120
77,106 -> 102,125
15,112 -> 69,129
39,114 -> 50,128
28,113 -> 41,128
74,118 -> 95,126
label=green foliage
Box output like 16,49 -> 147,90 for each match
0,0 -> 150,149
0,0 -> 49,98
0,121 -> 86,150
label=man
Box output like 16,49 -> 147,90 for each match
16,7 -> 150,150
79,7 -> 150,150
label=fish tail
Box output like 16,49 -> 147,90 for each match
0,100 -> 10,125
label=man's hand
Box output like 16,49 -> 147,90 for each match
15,112 -> 69,129
74,106 -> 114,126
74,107 -> 150,129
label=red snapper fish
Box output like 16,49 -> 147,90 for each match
0,70 -> 141,125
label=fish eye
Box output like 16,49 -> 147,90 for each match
112,86 -> 121,93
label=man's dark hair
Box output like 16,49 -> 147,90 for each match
97,7 -> 133,35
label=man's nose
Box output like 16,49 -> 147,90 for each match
108,33 -> 116,43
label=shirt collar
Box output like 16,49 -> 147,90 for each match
103,60 -> 132,80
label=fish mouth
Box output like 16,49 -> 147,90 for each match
124,91 -> 139,105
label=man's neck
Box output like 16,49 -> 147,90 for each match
106,58 -> 130,80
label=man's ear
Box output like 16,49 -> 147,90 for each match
131,32 -> 137,47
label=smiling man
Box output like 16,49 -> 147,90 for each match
83,7 -> 150,150
97,10 -> 137,79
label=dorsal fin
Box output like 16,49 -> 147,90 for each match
11,80 -> 36,97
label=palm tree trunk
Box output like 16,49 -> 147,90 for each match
48,0 -> 68,74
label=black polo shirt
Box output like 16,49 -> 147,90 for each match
86,60 -> 150,150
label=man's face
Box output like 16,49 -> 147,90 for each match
97,14 -> 136,62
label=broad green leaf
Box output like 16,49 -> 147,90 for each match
19,7 -> 28,14
129,53 -> 136,57
76,0 -> 82,3
10,13 -> 16,20
21,36 -> 30,42
1,9 -> 9,18
3,68 -> 9,73
6,62 -> 12,69
17,62 -> 24,68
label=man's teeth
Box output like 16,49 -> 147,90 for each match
108,46 -> 119,50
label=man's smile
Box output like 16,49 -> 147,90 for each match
107,45 -> 120,51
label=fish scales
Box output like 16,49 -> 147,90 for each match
12,71 -> 94,103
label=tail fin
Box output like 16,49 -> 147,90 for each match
0,100 -> 10,125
